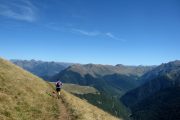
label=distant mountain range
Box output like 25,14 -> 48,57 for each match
61,63 -> 155,77
11,59 -> 73,80
50,64 -> 155,94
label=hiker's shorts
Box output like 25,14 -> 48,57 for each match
56,88 -> 61,92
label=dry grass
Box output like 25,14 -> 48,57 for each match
61,90 -> 122,120
63,83 -> 99,95
0,58 -> 59,120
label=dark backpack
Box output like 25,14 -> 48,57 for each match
56,82 -> 62,88
56,83 -> 60,87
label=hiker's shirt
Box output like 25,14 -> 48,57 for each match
56,82 -> 63,88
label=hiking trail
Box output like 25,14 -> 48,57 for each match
58,97 -> 72,120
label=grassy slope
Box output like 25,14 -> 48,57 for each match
0,58 -> 59,120
0,58 -> 120,120
61,90 -> 121,120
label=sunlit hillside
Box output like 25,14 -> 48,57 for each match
0,58 -> 59,120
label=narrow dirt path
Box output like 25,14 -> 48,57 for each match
58,97 -> 71,120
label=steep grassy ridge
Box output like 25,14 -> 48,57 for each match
0,58 -> 59,120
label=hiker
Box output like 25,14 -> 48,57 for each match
55,80 -> 63,96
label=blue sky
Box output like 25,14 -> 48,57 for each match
0,0 -> 180,65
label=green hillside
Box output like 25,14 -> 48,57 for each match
121,60 -> 180,120
130,87 -> 180,120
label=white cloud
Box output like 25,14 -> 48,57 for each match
105,32 -> 125,41
72,28 -> 100,36
0,0 -> 37,22
71,28 -> 126,42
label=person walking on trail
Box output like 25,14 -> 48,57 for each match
55,80 -> 63,97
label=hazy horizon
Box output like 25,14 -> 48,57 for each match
9,58 -> 179,66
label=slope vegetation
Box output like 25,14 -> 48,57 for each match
121,60 -> 180,120
130,87 -> 180,120
0,58 -> 59,120
121,60 -> 180,107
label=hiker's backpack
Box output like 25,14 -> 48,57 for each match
56,82 -> 61,88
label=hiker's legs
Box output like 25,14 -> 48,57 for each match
56,88 -> 61,99
57,91 -> 61,99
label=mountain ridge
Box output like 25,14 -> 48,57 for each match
11,59 -> 73,80
66,63 -> 155,78
121,60 -> 180,120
